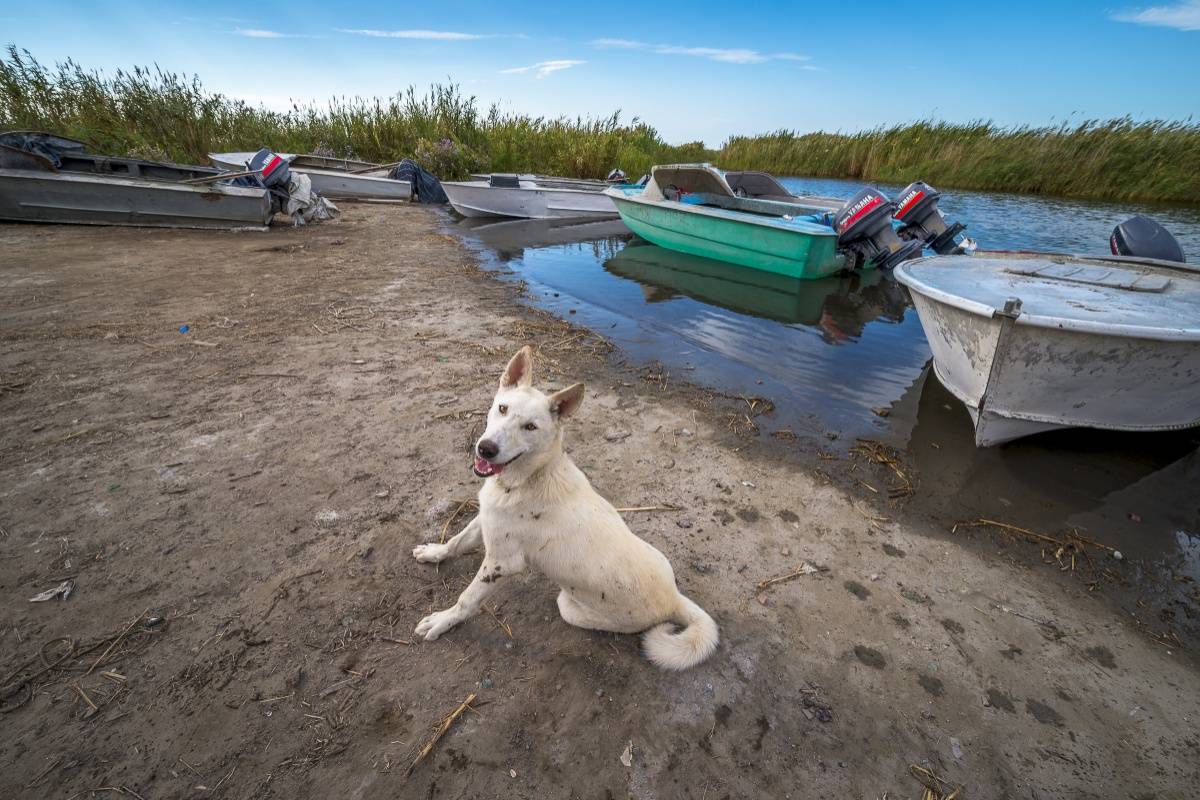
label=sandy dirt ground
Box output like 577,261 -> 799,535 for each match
2,204 -> 1198,800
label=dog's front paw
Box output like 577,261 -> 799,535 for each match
415,609 -> 460,641
412,542 -> 449,563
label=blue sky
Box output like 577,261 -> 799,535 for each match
3,1 -> 1199,145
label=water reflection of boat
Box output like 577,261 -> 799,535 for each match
604,240 -> 907,336
455,216 -> 631,261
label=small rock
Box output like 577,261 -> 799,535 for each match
375,489 -> 390,499
950,737 -> 963,760
678,428 -> 694,437
780,547 -> 790,557
481,677 -> 493,689
604,428 -> 631,442
676,519 -> 693,529
619,741 -> 633,767
509,768 -> 517,778
1112,550 -> 1124,560
868,573 -> 881,582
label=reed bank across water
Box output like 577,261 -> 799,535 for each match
719,120 -> 1200,205
2,47 -> 1196,205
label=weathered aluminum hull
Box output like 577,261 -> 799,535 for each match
294,167 -> 411,201
904,282 -> 1200,446
442,180 -> 617,219
0,168 -> 273,230
209,152 -> 411,201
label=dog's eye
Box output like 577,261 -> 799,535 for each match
498,404 -> 507,415
523,422 -> 538,431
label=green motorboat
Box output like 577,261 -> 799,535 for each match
604,164 -> 847,280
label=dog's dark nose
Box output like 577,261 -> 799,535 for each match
477,439 -> 500,460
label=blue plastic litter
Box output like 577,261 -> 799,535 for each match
179,325 -> 189,334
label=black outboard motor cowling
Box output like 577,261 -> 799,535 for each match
834,188 -> 924,270
1110,216 -> 1185,263
893,181 -> 968,254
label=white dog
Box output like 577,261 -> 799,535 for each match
413,346 -> 718,670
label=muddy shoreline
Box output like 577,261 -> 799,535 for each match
2,205 -> 1198,799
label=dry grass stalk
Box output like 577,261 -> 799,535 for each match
909,764 -> 961,800
407,692 -> 479,777
755,562 -> 822,592
849,439 -> 915,498
439,499 -> 479,544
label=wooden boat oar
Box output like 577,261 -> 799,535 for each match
181,168 -> 262,185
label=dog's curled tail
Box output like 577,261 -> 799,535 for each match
642,594 -> 719,670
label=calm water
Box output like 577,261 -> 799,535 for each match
449,178 -> 1200,603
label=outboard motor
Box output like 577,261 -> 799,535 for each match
1110,216 -> 1185,263
606,168 -> 627,183
834,188 -> 924,270
248,148 -> 291,189
892,181 -> 970,254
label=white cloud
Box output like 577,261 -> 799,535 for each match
590,39 -> 813,65
500,59 -> 585,78
336,28 -> 496,40
1112,1 -> 1200,30
234,27 -> 303,39
590,38 -> 647,49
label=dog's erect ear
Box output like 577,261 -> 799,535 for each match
548,383 -> 585,420
500,346 -> 534,389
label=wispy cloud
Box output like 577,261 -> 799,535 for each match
1111,1 -> 1200,30
336,28 -> 509,40
500,59 -> 585,78
590,38 -> 811,65
233,27 -> 317,39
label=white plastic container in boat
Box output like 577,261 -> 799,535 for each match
894,252 -> 1200,446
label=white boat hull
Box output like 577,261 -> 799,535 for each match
441,180 -> 617,219
208,152 -> 411,201
903,273 -> 1200,446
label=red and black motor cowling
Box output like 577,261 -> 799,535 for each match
248,147 -> 291,189
833,188 -> 924,270
892,181 -> 968,254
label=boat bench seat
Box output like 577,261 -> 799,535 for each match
693,192 -> 835,220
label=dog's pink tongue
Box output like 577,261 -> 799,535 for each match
474,456 -> 500,476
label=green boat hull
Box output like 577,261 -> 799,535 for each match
609,193 -> 846,280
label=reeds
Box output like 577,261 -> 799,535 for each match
0,47 -> 712,179
718,118 -> 1200,204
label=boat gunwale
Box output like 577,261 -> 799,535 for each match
605,188 -> 838,238
0,166 -> 271,198
442,180 -> 611,197
895,261 -> 1200,342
